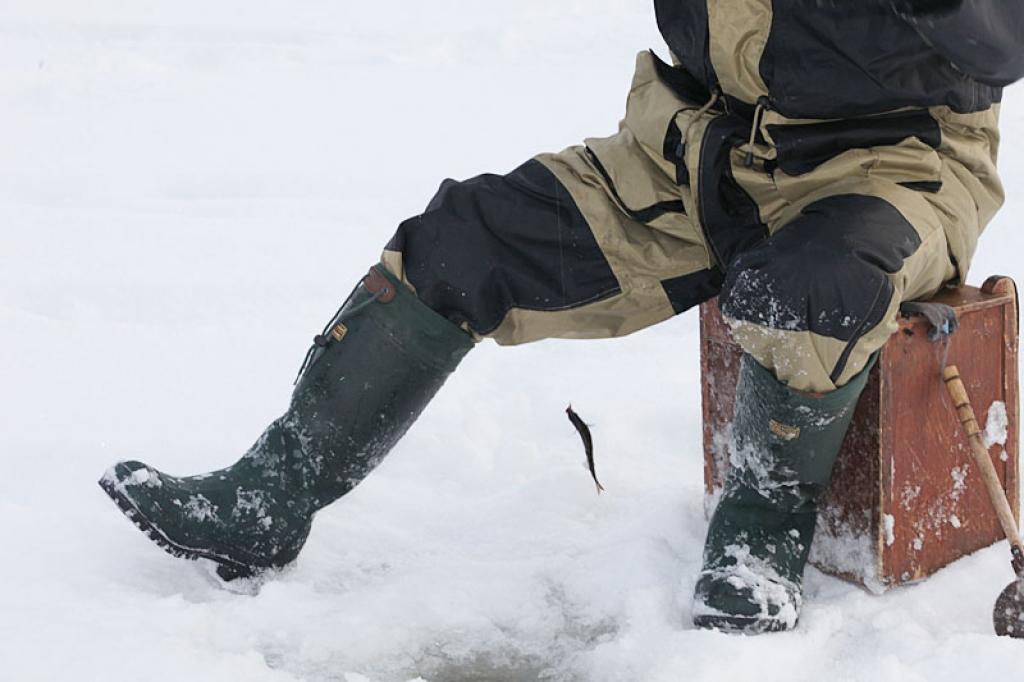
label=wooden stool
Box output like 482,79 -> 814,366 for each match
700,276 -> 1020,591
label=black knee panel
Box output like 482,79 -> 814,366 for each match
719,194 -> 922,364
385,159 -> 620,334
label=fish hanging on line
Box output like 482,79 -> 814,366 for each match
565,404 -> 604,494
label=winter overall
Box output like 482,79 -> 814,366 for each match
383,4 -> 1009,393
377,2 -> 1014,629
101,1 -> 1023,633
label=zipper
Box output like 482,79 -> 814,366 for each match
692,90 -> 779,271
687,87 -> 726,269
829,279 -> 890,385
694,119 -> 728,268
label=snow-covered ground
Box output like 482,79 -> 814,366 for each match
3,2 -> 1024,680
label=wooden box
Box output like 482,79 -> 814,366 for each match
700,277 -> 1020,591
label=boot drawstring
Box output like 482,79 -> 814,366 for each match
744,96 -> 771,168
293,285 -> 386,385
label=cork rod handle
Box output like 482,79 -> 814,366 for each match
943,366 -> 1024,573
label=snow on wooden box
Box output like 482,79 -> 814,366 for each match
700,276 -> 1020,592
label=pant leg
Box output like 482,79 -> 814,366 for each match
715,85 -> 1006,395
381,52 -> 721,345
719,179 -> 958,393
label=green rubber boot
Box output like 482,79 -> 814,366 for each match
99,265 -> 473,581
692,353 -> 874,633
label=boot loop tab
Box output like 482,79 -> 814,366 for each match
364,267 -> 397,304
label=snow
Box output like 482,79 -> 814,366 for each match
693,544 -> 801,631
984,401 -> 1009,449
951,465 -> 969,499
808,504 -> 886,594
184,495 -> 219,523
3,2 -> 1024,680
884,515 -> 896,547
130,467 -> 161,488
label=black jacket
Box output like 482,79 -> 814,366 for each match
654,0 -> 1024,118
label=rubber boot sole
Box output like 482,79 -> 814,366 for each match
692,612 -> 795,634
98,476 -> 257,582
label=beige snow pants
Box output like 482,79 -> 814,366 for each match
382,51 -> 1004,392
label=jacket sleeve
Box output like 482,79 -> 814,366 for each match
898,0 -> 1024,87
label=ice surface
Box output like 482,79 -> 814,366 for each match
3,2 -> 1024,681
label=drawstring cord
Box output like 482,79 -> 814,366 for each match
678,89 -> 722,155
744,97 -> 769,167
292,285 -> 387,385
677,90 -> 770,169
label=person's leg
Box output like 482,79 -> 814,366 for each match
99,51 -> 718,581
380,54 -> 722,344
100,266 -> 474,580
693,180 -> 959,632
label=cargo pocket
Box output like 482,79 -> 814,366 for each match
582,51 -> 707,248
869,140 -> 944,194
765,111 -> 945,206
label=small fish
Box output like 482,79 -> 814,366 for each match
566,404 -> 604,494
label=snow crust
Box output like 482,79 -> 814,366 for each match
3,2 -> 1024,680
